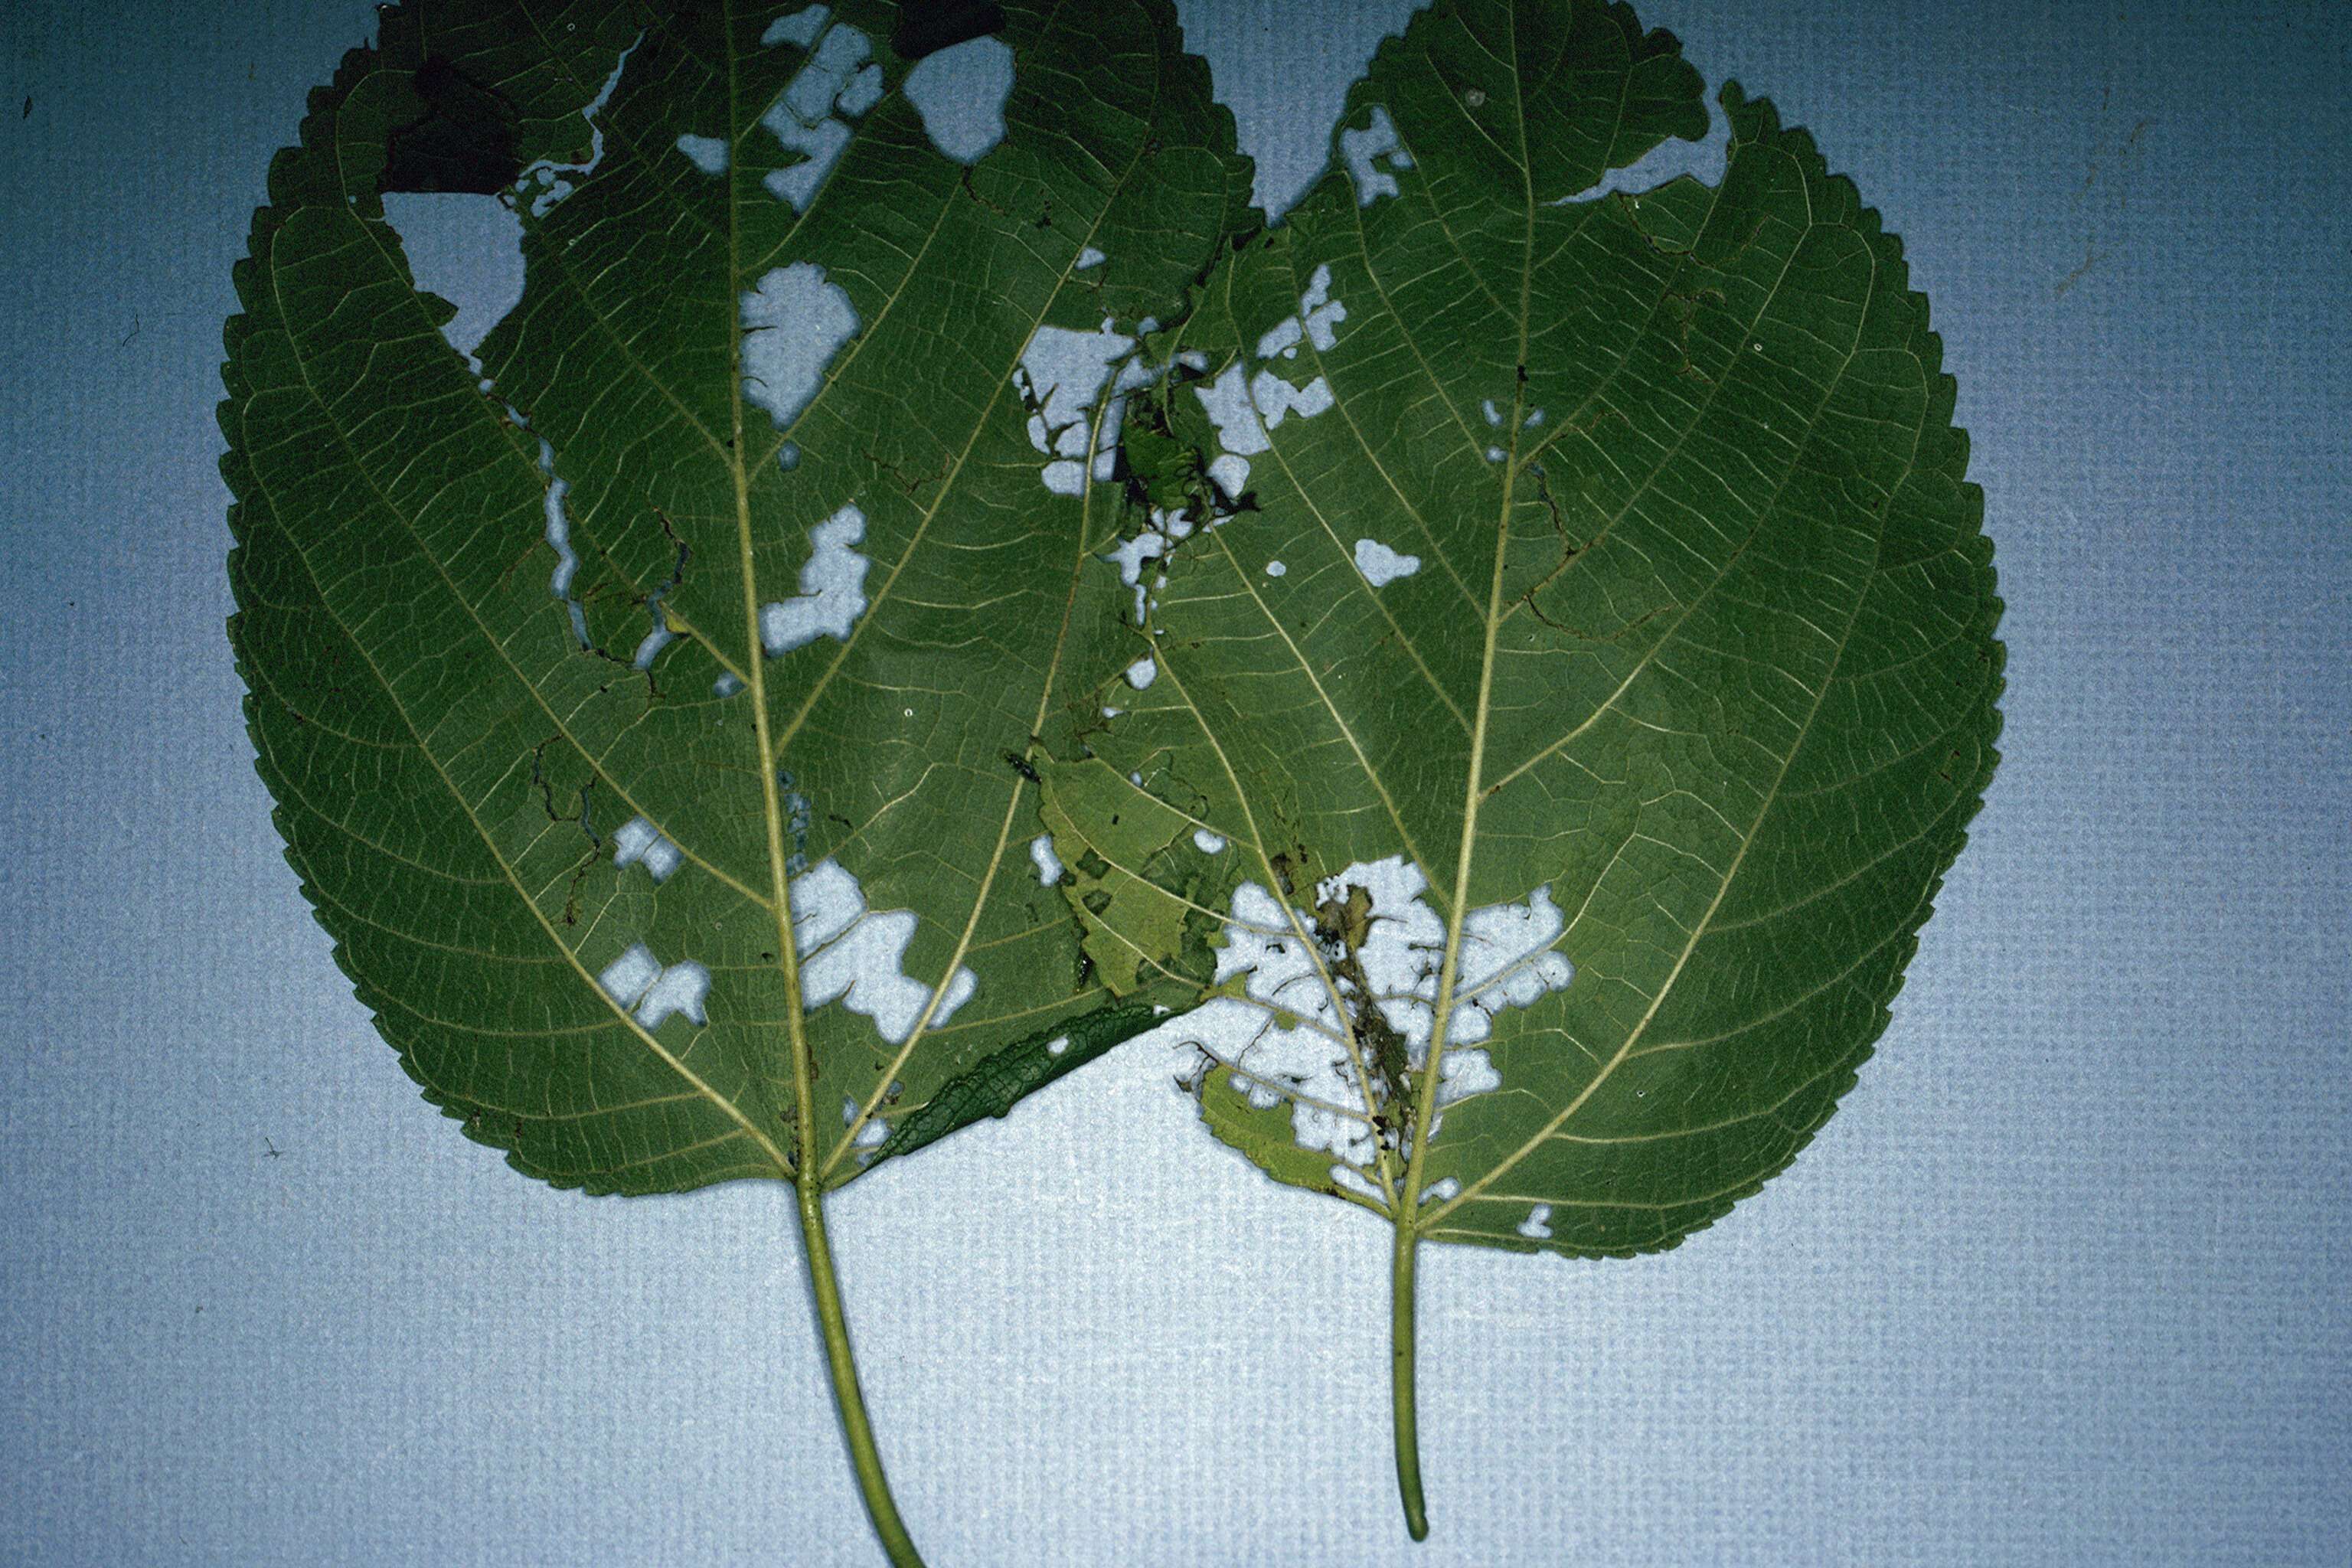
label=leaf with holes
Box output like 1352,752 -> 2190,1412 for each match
222,2 -> 1252,1560
1046,0 -> 2003,1537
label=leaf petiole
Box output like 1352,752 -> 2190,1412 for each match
1391,1218 -> 1430,1543
796,1174 -> 926,1567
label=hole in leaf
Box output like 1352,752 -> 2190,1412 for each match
761,19 -> 874,210
1017,321 -> 1137,495
634,960 -> 710,1029
760,503 -> 871,656
1353,537 -> 1420,586
763,5 -> 831,49
790,859 -> 978,1044
741,261 -> 861,433
1250,369 -> 1333,430
381,192 -> 524,368
514,420 -> 593,648
1028,832 -> 1066,886
903,34 -> 1014,163
611,815 -> 683,882
1194,364 -> 1267,457
674,132 -> 729,175
596,943 -> 709,1029
597,943 -> 662,1008
1298,264 -> 1346,351
1338,104 -> 1413,206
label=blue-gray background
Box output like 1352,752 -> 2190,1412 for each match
2,1 -> 2345,1563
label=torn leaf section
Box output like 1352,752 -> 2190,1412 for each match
791,860 -> 977,1045
871,1002 -> 1165,1165
1037,761 -> 1224,997
1197,1070 -> 1342,1196
1117,370 -> 1240,534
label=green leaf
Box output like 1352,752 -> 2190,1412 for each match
1036,755 -> 1226,995
1047,0 -> 2001,1534
222,1 -> 1251,1558
225,0 -> 1250,1196
226,0 -> 2006,1551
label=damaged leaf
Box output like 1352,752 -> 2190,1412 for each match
228,0 -> 2002,1553
223,1 -> 1251,1561
1050,0 -> 2003,1538
1036,756 -> 1225,995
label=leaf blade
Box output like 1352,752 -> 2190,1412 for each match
226,0 -> 1257,1193
1057,6 -> 2002,1258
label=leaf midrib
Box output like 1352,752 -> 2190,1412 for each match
1423,193 -> 1897,1229
1396,0 -> 1543,1239
747,0 -> 1204,1177
760,2 -> 1172,778
721,0 -> 826,1183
